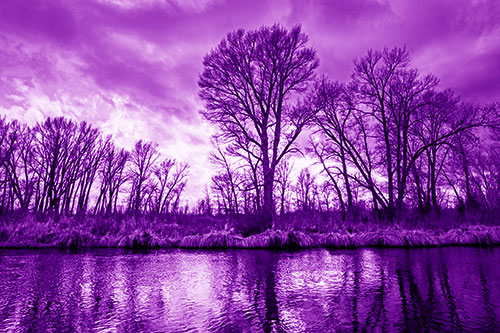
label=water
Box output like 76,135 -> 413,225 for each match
0,247 -> 499,332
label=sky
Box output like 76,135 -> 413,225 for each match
0,0 -> 499,205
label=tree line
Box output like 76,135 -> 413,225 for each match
198,24 -> 500,224
0,117 -> 189,216
1,23 -> 498,226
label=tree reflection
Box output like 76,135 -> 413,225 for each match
0,248 -> 500,331
252,251 -> 283,332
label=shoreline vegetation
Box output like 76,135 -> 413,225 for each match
1,212 -> 499,250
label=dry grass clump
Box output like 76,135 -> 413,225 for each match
179,231 -> 245,248
240,229 -> 289,248
96,235 -> 120,247
118,230 -> 177,249
438,225 -> 500,246
439,227 -> 482,246
286,230 -> 315,248
403,230 -> 440,247
178,234 -> 203,248
320,232 -> 354,248
240,229 -> 316,248
57,229 -> 93,248
486,226 -> 500,243
321,229 -> 440,248
349,230 -> 406,247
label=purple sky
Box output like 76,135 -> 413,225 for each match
0,0 -> 499,203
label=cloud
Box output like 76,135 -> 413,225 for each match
0,0 -> 499,201
0,0 -> 78,44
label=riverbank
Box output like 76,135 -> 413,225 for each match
1,216 -> 499,249
177,226 -> 500,249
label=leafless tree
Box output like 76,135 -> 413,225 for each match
312,80 -> 387,212
151,159 -> 190,214
295,167 -> 317,212
209,140 -> 241,215
31,117 -> 93,214
310,47 -> 491,217
94,140 -> 130,214
275,156 -> 293,215
2,121 -> 37,212
128,140 -> 159,213
199,24 -> 319,226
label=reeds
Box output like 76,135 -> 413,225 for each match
179,231 -> 244,248
438,225 -> 500,246
403,230 -> 440,247
321,232 -> 354,248
176,226 -> 500,249
0,214 -> 500,249
178,230 -> 315,249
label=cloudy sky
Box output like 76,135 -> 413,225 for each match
0,0 -> 499,203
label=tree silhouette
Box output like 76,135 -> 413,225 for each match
128,140 -> 159,213
94,140 -> 129,214
199,24 -> 319,227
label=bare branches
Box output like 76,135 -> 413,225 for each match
199,24 -> 318,224
309,46 -> 495,215
0,116 -> 190,217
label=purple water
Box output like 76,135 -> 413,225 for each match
0,247 -> 499,332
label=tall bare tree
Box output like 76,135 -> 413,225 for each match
128,140 -> 159,213
199,24 -> 319,227
94,141 -> 130,214
2,121 -> 37,212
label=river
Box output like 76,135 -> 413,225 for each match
0,247 -> 499,332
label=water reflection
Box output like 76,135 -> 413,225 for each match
0,247 -> 499,332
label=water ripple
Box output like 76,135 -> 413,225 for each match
0,247 -> 499,331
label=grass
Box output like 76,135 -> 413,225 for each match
0,211 -> 499,249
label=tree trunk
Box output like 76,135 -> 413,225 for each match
280,187 -> 286,216
340,144 -> 353,209
262,165 -> 274,228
